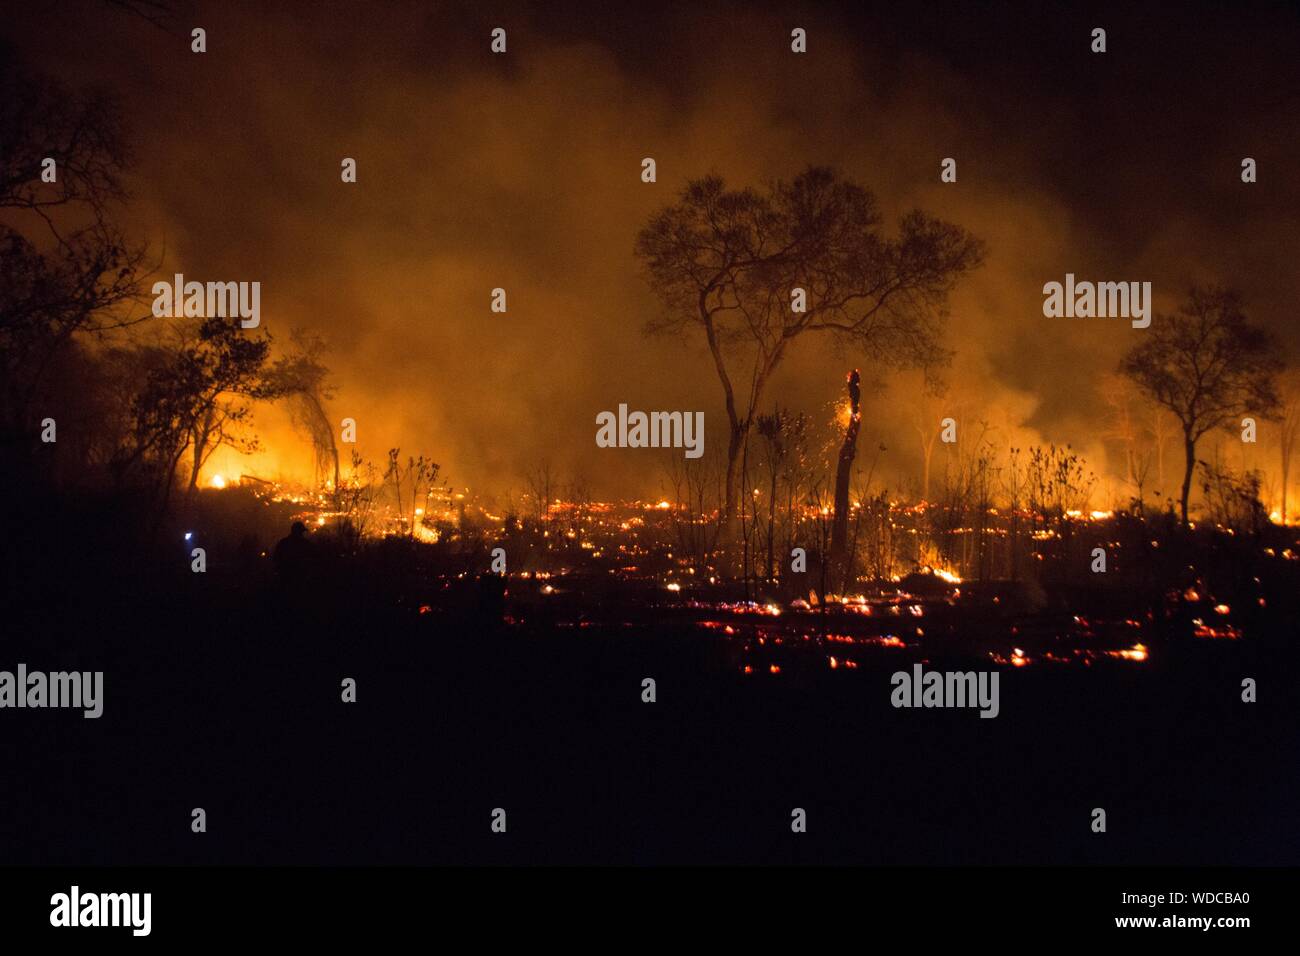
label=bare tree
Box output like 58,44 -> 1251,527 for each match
634,166 -> 984,531
1120,286 -> 1283,526
1003,445 -> 1025,581
755,406 -> 792,579
1101,372 -> 1142,489
0,62 -> 151,458
1147,405 -> 1176,498
384,450 -> 441,538
180,319 -> 288,494
110,318 -> 280,520
268,330 -> 339,497
524,459 -> 556,533
103,0 -> 177,32
661,446 -> 725,573
1100,372 -> 1158,512
337,450 -> 380,547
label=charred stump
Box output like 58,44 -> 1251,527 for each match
830,369 -> 861,564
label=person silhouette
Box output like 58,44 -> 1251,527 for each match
272,520 -> 314,589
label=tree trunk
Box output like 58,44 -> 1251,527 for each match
1180,433 -> 1196,526
187,431 -> 204,493
922,436 -> 935,501
765,466 -> 776,579
831,370 -> 862,560
724,421 -> 746,529
188,406 -> 217,493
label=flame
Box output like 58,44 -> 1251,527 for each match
210,474 -> 226,489
835,400 -> 853,428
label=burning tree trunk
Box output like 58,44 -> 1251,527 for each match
831,369 -> 862,562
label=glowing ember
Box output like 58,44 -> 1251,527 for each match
1193,623 -> 1242,640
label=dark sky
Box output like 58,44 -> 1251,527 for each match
5,0 -> 1298,499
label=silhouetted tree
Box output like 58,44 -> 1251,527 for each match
1120,286 -> 1283,526
0,60 -> 149,468
634,166 -> 984,533
116,318 -> 281,516
385,449 -> 442,538
755,407 -> 790,579
268,330 -> 339,496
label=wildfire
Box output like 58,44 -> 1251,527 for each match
209,474 -> 227,489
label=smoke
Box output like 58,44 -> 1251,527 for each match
9,0 -> 1297,499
